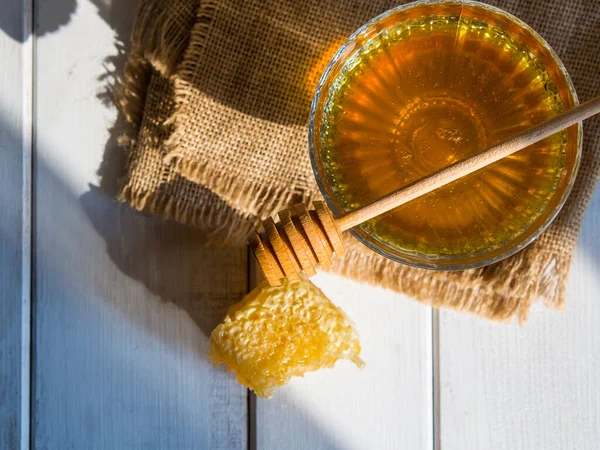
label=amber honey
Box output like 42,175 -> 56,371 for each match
313,2 -> 579,265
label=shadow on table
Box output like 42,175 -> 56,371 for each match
74,0 -> 249,339
1,0 -> 133,45
77,192 -> 341,450
0,0 -> 134,196
81,187 -> 249,338
0,0 -> 76,42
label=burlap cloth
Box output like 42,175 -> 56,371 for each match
115,0 -> 600,323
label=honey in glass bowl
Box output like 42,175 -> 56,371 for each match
309,0 -> 581,269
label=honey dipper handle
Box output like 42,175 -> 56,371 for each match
335,95 -> 600,232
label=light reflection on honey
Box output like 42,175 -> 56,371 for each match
318,3 -> 578,259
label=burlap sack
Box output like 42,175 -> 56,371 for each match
117,0 -> 600,323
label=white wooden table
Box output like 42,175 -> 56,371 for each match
1,1 -> 599,449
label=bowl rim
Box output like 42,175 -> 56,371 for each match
308,0 -> 582,271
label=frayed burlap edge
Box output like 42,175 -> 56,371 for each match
164,156 -> 319,220
119,182 -> 257,245
330,237 -> 572,324
113,52 -> 151,128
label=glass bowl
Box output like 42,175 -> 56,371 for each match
309,0 -> 581,270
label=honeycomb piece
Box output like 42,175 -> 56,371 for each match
209,278 -> 364,398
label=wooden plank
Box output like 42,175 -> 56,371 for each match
255,270 -> 434,450
438,189 -> 600,450
33,0 -> 247,448
0,1 -> 32,449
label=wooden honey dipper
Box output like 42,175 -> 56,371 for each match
250,96 -> 600,286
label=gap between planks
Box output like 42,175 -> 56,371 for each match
432,308 -> 441,450
21,0 -> 34,449
247,247 -> 260,450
